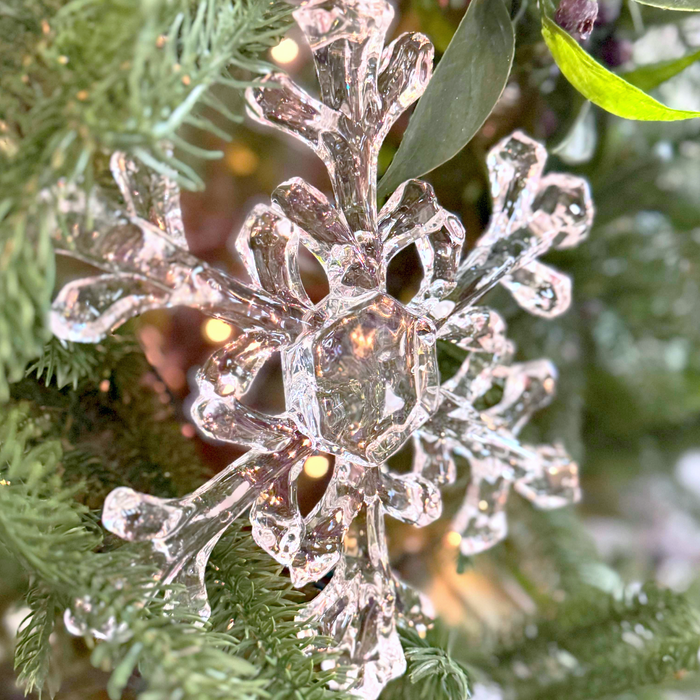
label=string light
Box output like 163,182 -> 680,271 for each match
303,454 -> 331,479
445,531 -> 462,548
225,142 -> 259,176
270,37 -> 299,65
202,318 -> 233,343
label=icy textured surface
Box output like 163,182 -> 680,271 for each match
284,292 -> 439,464
50,0 -> 594,696
297,502 -> 406,699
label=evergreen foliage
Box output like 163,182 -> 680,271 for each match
208,528 -> 350,700
14,584 -> 59,696
0,401 -> 350,700
382,627 -> 472,700
481,584 -> 700,700
2,0 -> 700,698
0,0 -> 292,399
26,335 -> 140,391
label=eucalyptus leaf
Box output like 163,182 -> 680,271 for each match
622,47 -> 700,91
377,0 -> 514,199
542,13 -> 700,121
632,0 -> 700,10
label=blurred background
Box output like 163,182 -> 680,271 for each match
2,0 -> 700,696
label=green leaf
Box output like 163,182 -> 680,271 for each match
632,0 -> 700,9
622,47 -> 700,92
378,0 -> 514,199
541,13 -> 700,121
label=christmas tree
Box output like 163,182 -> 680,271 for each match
2,0 -> 700,699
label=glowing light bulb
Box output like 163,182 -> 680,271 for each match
271,37 -> 299,65
445,531 -> 462,548
304,454 -> 331,479
225,142 -> 259,176
202,318 -> 233,344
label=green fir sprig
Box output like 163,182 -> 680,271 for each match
481,583 -> 700,700
382,626 -> 472,700
0,0 -> 292,399
0,402 -> 352,700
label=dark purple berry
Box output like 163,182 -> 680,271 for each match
555,0 -> 599,42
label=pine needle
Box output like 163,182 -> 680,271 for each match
0,0 -> 292,398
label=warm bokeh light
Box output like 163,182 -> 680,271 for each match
445,530 -> 462,548
202,318 -> 234,344
225,141 -> 259,176
270,37 -> 299,64
304,454 -> 331,479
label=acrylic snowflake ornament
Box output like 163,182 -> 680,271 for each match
49,0 -> 594,696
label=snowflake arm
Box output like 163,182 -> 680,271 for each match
50,1 -> 594,697
98,437 -> 312,620
442,133 -> 593,321
50,154 -> 310,343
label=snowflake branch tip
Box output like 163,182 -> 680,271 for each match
55,1 -> 595,695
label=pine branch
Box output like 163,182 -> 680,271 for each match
13,347 -> 208,501
14,584 -> 59,697
0,0 -> 293,399
381,626 -> 472,700
0,205 -> 54,401
207,524 -> 351,700
1,0 -> 292,196
87,591 -> 266,700
0,404 -> 305,700
0,405 -> 100,588
26,334 -> 140,390
477,583 -> 700,700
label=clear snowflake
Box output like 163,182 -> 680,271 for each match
49,0 -> 593,697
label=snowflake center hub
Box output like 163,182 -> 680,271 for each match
282,293 -> 440,464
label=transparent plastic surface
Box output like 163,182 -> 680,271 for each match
50,0 -> 593,696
